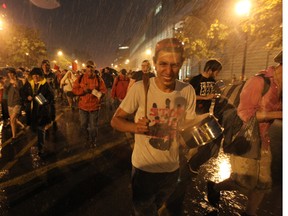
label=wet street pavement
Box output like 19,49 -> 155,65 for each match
0,102 -> 282,216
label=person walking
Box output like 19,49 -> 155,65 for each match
101,67 -> 115,122
41,59 -> 58,130
72,60 -> 107,147
111,38 -> 196,215
206,51 -> 282,216
21,68 -> 55,156
60,71 -> 76,109
111,68 -> 130,109
3,67 -> 25,141
127,59 -> 155,90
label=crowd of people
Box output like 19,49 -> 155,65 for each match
0,59 -> 141,151
0,38 -> 282,216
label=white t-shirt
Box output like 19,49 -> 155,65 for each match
120,77 -> 196,173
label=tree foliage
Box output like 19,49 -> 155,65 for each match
0,25 -> 47,67
175,18 -> 230,62
175,0 -> 282,64
243,0 -> 282,49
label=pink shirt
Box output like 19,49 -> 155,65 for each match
237,66 -> 282,150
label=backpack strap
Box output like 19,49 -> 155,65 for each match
96,74 -> 101,91
78,74 -> 84,84
255,73 -> 271,96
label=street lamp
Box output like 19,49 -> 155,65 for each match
145,49 -> 152,56
125,59 -> 130,65
0,19 -> 3,31
235,0 -> 251,81
57,50 -> 63,56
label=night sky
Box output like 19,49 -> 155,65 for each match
3,0 -> 155,68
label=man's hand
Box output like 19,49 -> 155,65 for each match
134,117 -> 150,134
206,94 -> 216,100
84,89 -> 92,94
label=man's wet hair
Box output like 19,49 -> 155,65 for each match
153,38 -> 185,62
204,59 -> 222,72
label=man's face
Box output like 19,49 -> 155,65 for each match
141,62 -> 150,73
8,72 -> 16,79
211,70 -> 220,79
154,50 -> 183,91
42,63 -> 50,71
32,74 -> 41,83
86,66 -> 94,77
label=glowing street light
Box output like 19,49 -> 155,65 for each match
145,49 -> 152,55
235,0 -> 251,81
235,0 -> 251,17
57,50 -> 63,56
0,18 -> 4,31
119,45 -> 129,50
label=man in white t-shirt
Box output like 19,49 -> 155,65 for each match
111,38 -> 196,215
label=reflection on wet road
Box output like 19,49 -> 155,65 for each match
0,104 -> 283,215
183,120 -> 282,215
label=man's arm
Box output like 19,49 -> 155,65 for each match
196,94 -> 215,100
256,111 -> 282,122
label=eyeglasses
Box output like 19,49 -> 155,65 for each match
86,65 -> 93,69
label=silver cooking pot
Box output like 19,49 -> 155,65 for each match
179,113 -> 223,148
34,93 -> 48,105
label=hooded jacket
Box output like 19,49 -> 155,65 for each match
72,73 -> 107,111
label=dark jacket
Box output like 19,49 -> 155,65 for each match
21,78 -> 54,127
132,71 -> 155,82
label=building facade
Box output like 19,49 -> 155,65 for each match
123,0 -> 282,83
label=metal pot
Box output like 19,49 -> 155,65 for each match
179,113 -> 223,148
34,93 -> 48,105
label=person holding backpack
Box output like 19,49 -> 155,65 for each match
111,68 -> 130,109
72,60 -> 107,147
207,51 -> 282,216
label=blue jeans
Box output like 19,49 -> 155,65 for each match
131,166 -> 179,216
79,109 -> 99,142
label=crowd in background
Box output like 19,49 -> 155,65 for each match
0,59 -> 155,150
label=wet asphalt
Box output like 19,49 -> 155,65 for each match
0,101 -> 282,216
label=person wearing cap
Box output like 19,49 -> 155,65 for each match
3,67 -> 25,140
111,38 -> 196,215
21,67 -> 54,156
206,51 -> 282,216
41,59 -> 58,130
72,60 -> 107,147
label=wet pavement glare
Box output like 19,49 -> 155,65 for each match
0,104 -> 283,215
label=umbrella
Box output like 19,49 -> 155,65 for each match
30,0 -> 60,10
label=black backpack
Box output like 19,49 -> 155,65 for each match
214,74 -> 270,158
